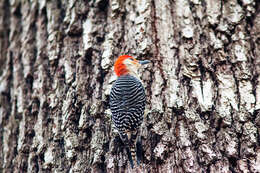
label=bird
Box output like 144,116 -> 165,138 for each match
109,55 -> 150,168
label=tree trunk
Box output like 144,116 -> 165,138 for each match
0,0 -> 260,172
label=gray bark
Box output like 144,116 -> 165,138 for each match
0,0 -> 260,172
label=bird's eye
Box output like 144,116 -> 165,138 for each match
129,58 -> 134,61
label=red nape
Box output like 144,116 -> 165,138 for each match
114,55 -> 133,76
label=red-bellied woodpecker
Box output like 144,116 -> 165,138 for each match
110,55 -> 150,168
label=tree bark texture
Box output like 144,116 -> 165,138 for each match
0,0 -> 260,172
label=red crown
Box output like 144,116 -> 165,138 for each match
114,55 -> 133,76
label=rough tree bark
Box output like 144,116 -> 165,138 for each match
0,0 -> 260,172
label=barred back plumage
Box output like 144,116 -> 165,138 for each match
110,75 -> 146,132
110,55 -> 150,168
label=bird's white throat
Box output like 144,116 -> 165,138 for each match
123,58 -> 141,79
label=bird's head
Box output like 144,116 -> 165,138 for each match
114,55 -> 150,77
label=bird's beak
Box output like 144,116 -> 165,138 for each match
138,60 -> 151,65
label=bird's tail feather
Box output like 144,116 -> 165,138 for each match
136,136 -> 143,165
120,129 -> 143,168
119,132 -> 134,168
